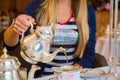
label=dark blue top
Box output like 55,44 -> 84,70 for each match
4,0 -> 96,78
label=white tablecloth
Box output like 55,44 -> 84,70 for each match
34,66 -> 120,80
95,36 -> 120,62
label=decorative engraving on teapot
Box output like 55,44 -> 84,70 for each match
20,22 -> 66,64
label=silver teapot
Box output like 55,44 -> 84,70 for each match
0,47 -> 22,80
20,21 -> 66,64
0,47 -> 40,80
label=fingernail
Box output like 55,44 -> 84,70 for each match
34,20 -> 37,24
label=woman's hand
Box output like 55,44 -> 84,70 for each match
12,14 -> 36,35
4,14 -> 37,46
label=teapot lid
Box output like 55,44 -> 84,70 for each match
0,47 -> 21,70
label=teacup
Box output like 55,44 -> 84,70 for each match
52,65 -> 80,80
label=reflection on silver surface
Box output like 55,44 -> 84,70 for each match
31,41 -> 43,52
0,48 -> 23,80
20,23 -> 66,64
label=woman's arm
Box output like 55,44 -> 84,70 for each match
75,5 -> 96,68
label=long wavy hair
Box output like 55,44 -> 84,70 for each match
36,0 -> 89,58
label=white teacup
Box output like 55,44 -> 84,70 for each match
52,65 -> 80,80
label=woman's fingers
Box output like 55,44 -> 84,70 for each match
13,22 -> 25,35
15,19 -> 27,29
12,26 -> 23,35
12,14 -> 36,35
26,16 -> 36,24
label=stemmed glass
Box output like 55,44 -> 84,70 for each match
105,0 -> 120,80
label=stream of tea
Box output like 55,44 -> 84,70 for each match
63,51 -> 69,65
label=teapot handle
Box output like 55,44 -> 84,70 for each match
20,20 -> 34,43
29,20 -> 34,33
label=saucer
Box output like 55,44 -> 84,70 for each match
48,77 -> 84,80
80,68 -> 105,78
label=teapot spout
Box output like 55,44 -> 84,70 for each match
28,65 -> 41,80
52,47 -> 66,58
42,47 -> 66,63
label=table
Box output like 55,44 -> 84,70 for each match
95,35 -> 120,62
34,66 -> 120,80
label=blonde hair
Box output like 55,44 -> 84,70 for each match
36,0 -> 89,58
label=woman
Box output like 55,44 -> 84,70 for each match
3,0 -> 96,78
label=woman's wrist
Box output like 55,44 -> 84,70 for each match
4,23 -> 19,46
